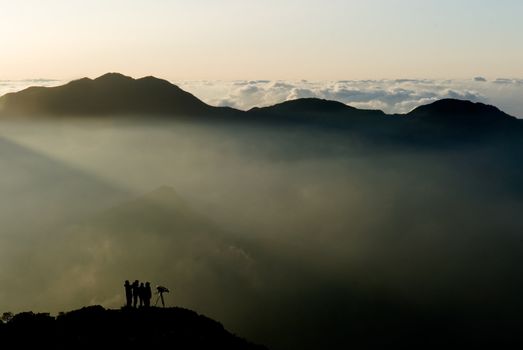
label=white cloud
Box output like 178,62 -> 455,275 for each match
177,78 -> 523,117
0,79 -> 63,97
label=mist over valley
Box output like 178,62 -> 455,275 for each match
0,75 -> 522,349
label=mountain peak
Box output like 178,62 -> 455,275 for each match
407,99 -> 516,124
94,72 -> 134,82
252,98 -> 355,114
247,98 -> 387,127
0,73 -> 212,116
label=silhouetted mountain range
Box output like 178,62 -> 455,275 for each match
0,305 -> 266,349
0,73 -> 519,125
0,73 -> 521,150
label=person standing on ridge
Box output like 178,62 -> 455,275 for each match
124,280 -> 132,308
144,282 -> 152,307
132,280 -> 140,308
138,282 -> 145,307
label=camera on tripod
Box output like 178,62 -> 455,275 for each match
154,285 -> 170,307
156,286 -> 169,293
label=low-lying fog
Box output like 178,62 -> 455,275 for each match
0,117 -> 522,349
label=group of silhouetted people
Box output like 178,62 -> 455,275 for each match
124,280 -> 152,308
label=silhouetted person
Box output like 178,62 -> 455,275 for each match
132,280 -> 140,308
124,280 -> 132,308
138,282 -> 145,307
144,282 -> 152,307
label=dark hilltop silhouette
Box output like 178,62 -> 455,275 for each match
250,97 -> 383,116
0,73 -> 222,116
0,305 -> 267,349
406,97 -> 516,125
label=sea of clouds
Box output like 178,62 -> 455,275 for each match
2,77 -> 522,117
176,78 -> 523,117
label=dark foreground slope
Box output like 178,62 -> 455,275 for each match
0,306 -> 267,349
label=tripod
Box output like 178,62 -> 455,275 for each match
154,290 -> 168,307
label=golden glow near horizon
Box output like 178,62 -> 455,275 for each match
1,0 -> 522,81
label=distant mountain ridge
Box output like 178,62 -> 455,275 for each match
0,73 -> 216,116
0,73 -> 519,129
406,98 -> 516,125
250,98 -> 363,114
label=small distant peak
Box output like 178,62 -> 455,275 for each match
410,99 -> 500,114
259,98 -> 354,113
419,98 -> 487,110
94,72 -> 135,82
70,77 -> 93,83
283,98 -> 350,109
138,75 -> 161,81
137,75 -> 176,87
407,98 -> 516,124
65,77 -> 93,86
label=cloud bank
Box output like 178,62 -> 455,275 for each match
0,79 -> 62,97
177,78 -> 523,117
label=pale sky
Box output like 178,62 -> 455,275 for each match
1,0 -> 522,80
